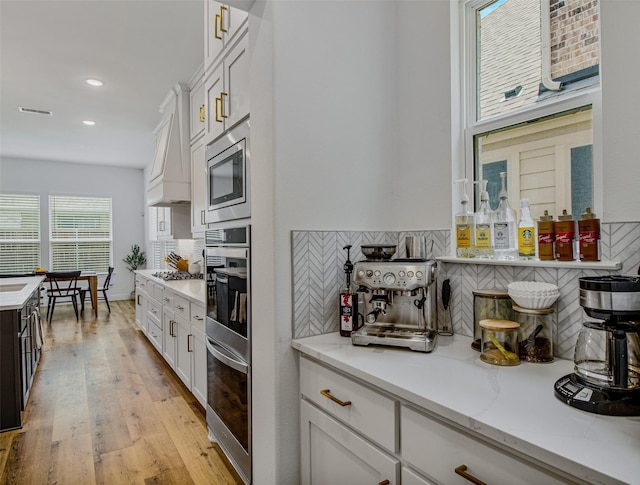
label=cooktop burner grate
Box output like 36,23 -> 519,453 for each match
152,271 -> 203,281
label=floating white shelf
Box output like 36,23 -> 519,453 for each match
436,256 -> 622,270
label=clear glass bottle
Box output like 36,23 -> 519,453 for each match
455,178 -> 475,258
480,319 -> 520,366
518,198 -> 536,259
473,180 -> 493,259
492,172 -> 517,260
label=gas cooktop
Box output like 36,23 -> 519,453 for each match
152,271 -> 203,281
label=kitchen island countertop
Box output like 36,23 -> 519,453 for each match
292,332 -> 640,485
0,276 -> 45,311
135,269 -> 205,304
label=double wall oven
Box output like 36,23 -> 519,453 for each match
205,225 -> 251,484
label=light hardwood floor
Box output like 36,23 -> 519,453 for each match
0,299 -> 243,485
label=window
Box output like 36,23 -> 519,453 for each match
0,194 -> 41,274
49,195 -> 112,272
462,0 -> 601,220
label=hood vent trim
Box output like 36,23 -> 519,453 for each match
147,83 -> 191,207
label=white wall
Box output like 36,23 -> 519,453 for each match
0,157 -> 145,299
600,0 -> 640,222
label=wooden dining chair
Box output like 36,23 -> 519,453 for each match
45,271 -> 82,321
81,267 -> 113,314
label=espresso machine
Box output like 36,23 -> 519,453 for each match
554,275 -> 640,416
351,254 -> 438,353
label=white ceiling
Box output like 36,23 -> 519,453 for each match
0,0 -> 204,170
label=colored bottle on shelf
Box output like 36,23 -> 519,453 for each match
455,178 -> 475,258
554,210 -> 575,261
473,180 -> 493,258
537,210 -> 556,261
492,172 -> 517,260
518,198 -> 536,259
578,207 -> 601,262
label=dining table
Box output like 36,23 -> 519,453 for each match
43,271 -> 100,318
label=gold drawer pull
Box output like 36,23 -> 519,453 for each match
320,389 -> 351,407
455,465 -> 488,485
378,481 -> 390,485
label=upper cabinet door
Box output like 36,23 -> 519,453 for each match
224,32 -> 250,131
204,0 -> 248,72
189,74 -> 205,142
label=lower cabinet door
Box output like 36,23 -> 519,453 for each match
175,318 -> 192,388
300,400 -> 399,485
162,308 -> 177,369
191,327 -> 207,407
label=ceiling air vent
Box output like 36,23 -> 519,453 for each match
18,106 -> 53,116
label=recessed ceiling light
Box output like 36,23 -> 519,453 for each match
85,79 -> 103,87
83,120 -> 96,126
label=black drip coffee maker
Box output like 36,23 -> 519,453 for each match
554,275 -> 640,416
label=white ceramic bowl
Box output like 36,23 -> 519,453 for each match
507,281 -> 559,309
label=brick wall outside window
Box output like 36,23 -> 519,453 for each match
550,0 -> 599,78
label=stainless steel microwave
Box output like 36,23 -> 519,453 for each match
205,117 -> 250,223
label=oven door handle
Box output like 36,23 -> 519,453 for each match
206,247 -> 248,259
206,338 -> 249,374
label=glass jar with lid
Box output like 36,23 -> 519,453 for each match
513,304 -> 554,362
479,319 -> 520,366
472,289 -> 514,351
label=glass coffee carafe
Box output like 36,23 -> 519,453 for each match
574,321 -> 640,390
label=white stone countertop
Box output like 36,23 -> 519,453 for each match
0,276 -> 45,311
292,332 -> 640,485
135,269 -> 205,305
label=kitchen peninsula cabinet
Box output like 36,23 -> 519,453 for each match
293,333 -> 637,485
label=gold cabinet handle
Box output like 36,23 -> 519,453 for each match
214,13 -> 222,40
187,334 -> 193,352
455,465 -> 488,485
220,92 -> 228,118
320,389 -> 351,407
199,104 -> 205,123
378,481 -> 390,485
219,5 -> 228,33
215,96 -> 223,123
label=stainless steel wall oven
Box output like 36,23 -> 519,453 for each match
205,225 -> 251,484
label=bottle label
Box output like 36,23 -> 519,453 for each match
456,224 -> 471,248
538,232 -> 555,244
493,222 -> 511,249
341,294 -> 354,331
518,226 -> 535,255
579,231 -> 599,244
475,224 -> 491,248
556,232 -> 574,244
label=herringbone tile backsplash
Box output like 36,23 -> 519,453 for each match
291,222 -> 640,360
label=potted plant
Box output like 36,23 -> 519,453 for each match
123,244 -> 147,297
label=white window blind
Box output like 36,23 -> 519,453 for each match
49,195 -> 112,272
0,194 -> 41,274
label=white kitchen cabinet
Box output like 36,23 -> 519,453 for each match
190,138 -> 207,237
162,305 -> 178,370
135,284 -> 147,332
189,72 -> 205,142
204,0 -> 248,73
401,405 -> 570,485
175,314 -> 192,387
190,302 -> 207,407
300,400 -> 399,485
154,206 -> 191,241
203,31 -> 250,145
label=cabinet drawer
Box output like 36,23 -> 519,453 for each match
135,275 -> 147,290
401,406 -> 569,485
300,357 -> 396,453
147,280 -> 163,301
147,299 -> 162,321
190,303 -> 206,332
162,288 -> 175,307
173,294 -> 190,320
147,314 -> 163,354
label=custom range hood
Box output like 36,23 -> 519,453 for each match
147,83 -> 191,207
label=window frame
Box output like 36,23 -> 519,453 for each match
0,192 -> 41,274
458,0 -> 603,217
48,194 -> 113,272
